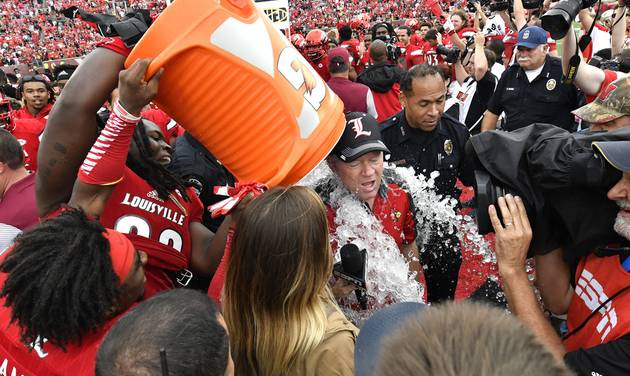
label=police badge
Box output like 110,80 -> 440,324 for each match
444,139 -> 453,156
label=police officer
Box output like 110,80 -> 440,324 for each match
381,64 -> 474,200
481,26 -> 581,132
168,131 -> 235,291
168,131 -> 235,233
381,64 -> 474,303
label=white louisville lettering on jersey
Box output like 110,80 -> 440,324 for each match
210,17 -> 275,78
30,336 -> 48,358
120,193 -> 185,225
0,357 -> 23,376
575,268 -> 618,342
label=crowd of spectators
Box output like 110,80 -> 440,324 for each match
0,0 -> 166,67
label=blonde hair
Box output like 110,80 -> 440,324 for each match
223,186 -> 334,376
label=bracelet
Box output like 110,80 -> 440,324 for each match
113,101 -> 142,123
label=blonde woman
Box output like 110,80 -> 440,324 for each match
223,186 -> 358,376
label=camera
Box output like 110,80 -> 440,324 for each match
467,0 -> 490,13
467,124 -> 626,258
589,55 -> 630,73
436,45 -> 461,64
541,0 -> 598,39
0,99 -> 12,129
473,170 -> 526,234
375,34 -> 402,61
488,0 -> 542,12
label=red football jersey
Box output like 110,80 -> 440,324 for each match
423,44 -> 445,66
99,167 -> 203,298
9,118 -> 45,172
0,250 -> 129,376
10,103 -> 52,125
406,43 -> 427,68
309,55 -> 331,82
564,253 -> 630,352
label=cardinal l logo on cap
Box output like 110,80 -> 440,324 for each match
349,117 -> 372,138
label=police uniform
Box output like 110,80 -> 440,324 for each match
168,132 -> 236,233
381,110 -> 473,302
486,55 -> 581,132
381,110 -> 474,199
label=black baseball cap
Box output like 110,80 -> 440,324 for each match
331,112 -> 390,162
593,141 -> 630,172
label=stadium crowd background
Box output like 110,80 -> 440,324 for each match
0,0 -> 462,69
0,0 -> 165,68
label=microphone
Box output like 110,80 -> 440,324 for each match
334,244 -> 368,309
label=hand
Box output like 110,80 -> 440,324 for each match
332,278 -> 356,299
474,31 -> 486,47
117,58 -> 163,116
488,194 -> 532,276
474,1 -> 483,12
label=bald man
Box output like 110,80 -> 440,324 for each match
357,40 -> 405,122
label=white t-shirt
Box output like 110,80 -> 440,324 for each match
590,23 -> 611,56
525,64 -> 545,83
491,62 -> 505,80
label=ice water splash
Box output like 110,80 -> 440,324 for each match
384,165 -> 495,265
298,162 -> 496,322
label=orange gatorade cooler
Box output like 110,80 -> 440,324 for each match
126,0 -> 345,186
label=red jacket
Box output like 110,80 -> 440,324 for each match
564,252 -> 630,351
8,118 -> 45,172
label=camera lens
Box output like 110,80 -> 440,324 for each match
541,0 -> 582,39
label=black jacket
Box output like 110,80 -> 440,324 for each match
469,124 -> 630,259
168,132 -> 236,233
356,62 -> 405,93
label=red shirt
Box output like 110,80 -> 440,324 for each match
359,51 -> 372,72
9,118 -> 45,172
326,183 -> 416,250
564,252 -> 630,351
11,103 -> 52,126
0,249 -> 129,376
372,83 -> 402,123
99,168 -> 203,298
406,42 -> 427,68
0,173 -> 38,230
309,55 -> 331,82
586,69 -> 624,103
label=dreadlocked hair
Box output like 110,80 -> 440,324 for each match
0,209 -> 121,350
126,120 -> 190,202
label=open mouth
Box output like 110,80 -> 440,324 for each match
361,180 -> 376,192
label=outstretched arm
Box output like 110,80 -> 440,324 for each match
37,48 -> 126,216
68,59 -> 162,217
560,23 -> 606,95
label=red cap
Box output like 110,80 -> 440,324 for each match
328,46 -> 351,65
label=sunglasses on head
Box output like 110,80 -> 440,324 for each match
20,74 -> 49,84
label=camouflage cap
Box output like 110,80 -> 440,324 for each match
573,75 -> 630,124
